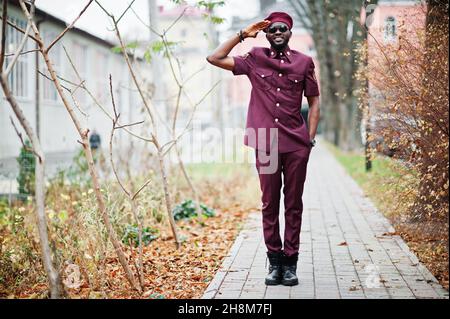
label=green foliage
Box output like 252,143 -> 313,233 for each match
16,140 -> 35,198
0,201 -> 10,229
151,207 -> 164,223
0,201 -> 40,292
196,0 -> 225,11
195,1 -> 226,25
64,148 -> 92,186
144,40 -> 182,63
144,50 -> 152,64
121,224 -> 159,247
209,15 -> 225,24
172,199 -> 215,221
111,41 -> 139,54
0,200 -> 25,235
201,13 -> 225,24
150,40 -> 165,54
170,0 -> 186,4
0,199 -> 7,213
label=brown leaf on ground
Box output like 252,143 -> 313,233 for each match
382,232 -> 397,236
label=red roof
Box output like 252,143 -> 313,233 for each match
158,4 -> 207,18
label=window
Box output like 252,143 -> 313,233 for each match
4,16 -> 29,98
71,41 -> 88,104
42,30 -> 62,102
384,16 -> 397,43
94,50 -> 109,106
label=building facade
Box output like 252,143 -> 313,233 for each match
364,0 -> 427,149
0,3 -> 144,176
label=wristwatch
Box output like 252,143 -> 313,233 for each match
237,30 -> 245,42
310,139 -> 316,147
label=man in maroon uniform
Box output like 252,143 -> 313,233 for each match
206,12 -> 320,286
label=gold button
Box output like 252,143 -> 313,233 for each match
279,73 -> 282,77
280,52 -> 283,55
294,80 -> 298,83
261,75 -> 265,78
276,103 -> 280,107
281,60 -> 285,64
277,88 -> 281,91
275,118 -> 279,122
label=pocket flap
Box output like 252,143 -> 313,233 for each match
287,74 -> 305,83
254,69 -> 274,78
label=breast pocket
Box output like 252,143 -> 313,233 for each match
287,74 -> 305,93
252,69 -> 274,91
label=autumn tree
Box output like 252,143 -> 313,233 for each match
363,0 -> 449,221
287,0 -> 377,149
0,0 -> 64,298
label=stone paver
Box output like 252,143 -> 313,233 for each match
202,139 -> 449,299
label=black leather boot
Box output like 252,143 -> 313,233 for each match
281,253 -> 299,286
265,251 -> 283,285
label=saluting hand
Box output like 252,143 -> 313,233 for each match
243,20 -> 272,38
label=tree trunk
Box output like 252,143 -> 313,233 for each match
288,0 -> 378,149
175,143 -> 203,222
0,74 -> 64,298
157,150 -> 181,248
31,29 -> 139,291
35,155 -> 65,298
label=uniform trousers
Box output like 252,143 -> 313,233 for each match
255,147 -> 311,257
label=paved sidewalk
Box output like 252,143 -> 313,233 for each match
202,141 -> 449,299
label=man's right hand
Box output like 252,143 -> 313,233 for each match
206,20 -> 272,71
243,20 -> 272,38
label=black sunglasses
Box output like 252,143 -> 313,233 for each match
267,25 -> 289,34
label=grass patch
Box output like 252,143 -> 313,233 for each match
325,142 -> 403,184
324,141 -> 417,219
324,140 -> 448,290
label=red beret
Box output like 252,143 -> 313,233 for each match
264,12 -> 293,31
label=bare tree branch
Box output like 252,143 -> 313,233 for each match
9,116 -> 38,158
0,0 -> 8,70
0,2 -> 63,296
18,0 -> 140,292
62,45 -> 154,142
46,0 -> 94,53
164,6 -> 188,35
108,74 -> 148,291
37,70 -> 72,92
0,16 -> 40,43
98,5 -> 185,247
131,179 -> 151,201
162,80 -> 220,156
4,48 -> 39,57
4,3 -> 34,76
116,0 -> 137,25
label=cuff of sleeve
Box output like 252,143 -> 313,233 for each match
304,87 -> 320,97
232,56 -> 248,76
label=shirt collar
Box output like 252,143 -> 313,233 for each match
269,45 -> 292,62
